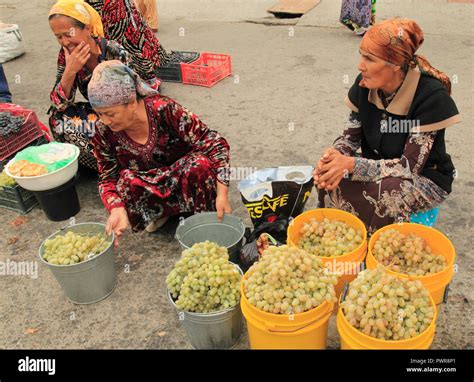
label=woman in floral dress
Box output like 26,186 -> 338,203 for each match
86,0 -> 198,74
88,61 -> 231,242
340,0 -> 376,36
314,19 -> 461,233
48,0 -> 160,170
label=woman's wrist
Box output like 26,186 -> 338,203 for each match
63,66 -> 78,77
110,206 -> 126,215
216,181 -> 229,198
346,156 -> 356,174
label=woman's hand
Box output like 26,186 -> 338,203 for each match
216,195 -> 232,221
314,149 -> 355,191
313,148 -> 340,186
216,182 -> 232,221
106,207 -> 130,247
64,41 -> 91,75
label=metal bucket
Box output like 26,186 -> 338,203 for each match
167,264 -> 243,349
38,223 -> 116,304
175,212 -> 246,264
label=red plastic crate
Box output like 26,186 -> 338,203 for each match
0,107 -> 44,161
180,53 -> 232,87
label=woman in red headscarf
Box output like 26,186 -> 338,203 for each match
314,18 -> 461,233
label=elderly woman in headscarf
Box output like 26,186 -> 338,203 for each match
48,0 -> 160,170
88,61 -> 232,243
314,18 -> 461,233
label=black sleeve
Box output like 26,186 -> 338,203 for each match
412,88 -> 461,132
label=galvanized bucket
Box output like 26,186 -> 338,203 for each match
38,223 -> 116,304
167,264 -> 243,349
175,212 -> 246,264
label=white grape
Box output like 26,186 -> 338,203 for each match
341,266 -> 435,341
243,245 -> 338,315
373,229 -> 447,276
297,218 -> 363,257
166,241 -> 241,313
43,231 -> 110,265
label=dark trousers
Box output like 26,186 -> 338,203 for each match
0,64 -> 12,103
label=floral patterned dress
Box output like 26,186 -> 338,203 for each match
91,94 -> 230,231
49,37 -> 160,170
318,70 -> 461,234
340,0 -> 376,35
86,0 -> 170,70
86,0 -> 198,75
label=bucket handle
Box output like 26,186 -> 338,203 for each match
262,301 -> 333,333
264,313 -> 329,334
442,283 -> 450,305
340,261 -> 365,304
340,283 -> 350,303
60,216 -> 76,231
174,216 -> 187,241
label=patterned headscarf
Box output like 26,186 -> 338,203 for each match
88,60 -> 159,108
360,18 -> 452,94
49,0 -> 104,38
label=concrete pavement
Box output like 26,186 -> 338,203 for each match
0,0 -> 472,349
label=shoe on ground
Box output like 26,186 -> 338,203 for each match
145,216 -> 169,233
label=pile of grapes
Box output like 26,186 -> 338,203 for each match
297,218 -> 364,257
0,170 -> 16,188
166,241 -> 241,313
341,266 -> 435,341
372,229 -> 447,276
243,245 -> 338,315
0,112 -> 25,137
42,231 -> 110,265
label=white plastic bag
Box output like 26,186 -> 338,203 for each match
238,166 -> 314,227
0,23 -> 25,63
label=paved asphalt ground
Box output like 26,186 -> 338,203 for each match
0,0 -> 472,348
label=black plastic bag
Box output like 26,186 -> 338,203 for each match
238,217 -> 289,272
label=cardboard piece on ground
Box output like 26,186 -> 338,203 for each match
268,0 -> 321,16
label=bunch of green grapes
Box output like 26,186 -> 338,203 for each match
43,231 -> 110,265
243,245 -> 338,315
0,170 -> 16,188
297,218 -> 364,257
373,229 -> 447,276
166,241 -> 241,313
341,266 -> 435,341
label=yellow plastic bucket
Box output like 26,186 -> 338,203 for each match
366,223 -> 456,306
336,293 -> 437,349
240,277 -> 334,349
287,208 -> 368,299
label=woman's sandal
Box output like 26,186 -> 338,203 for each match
145,217 -> 169,233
